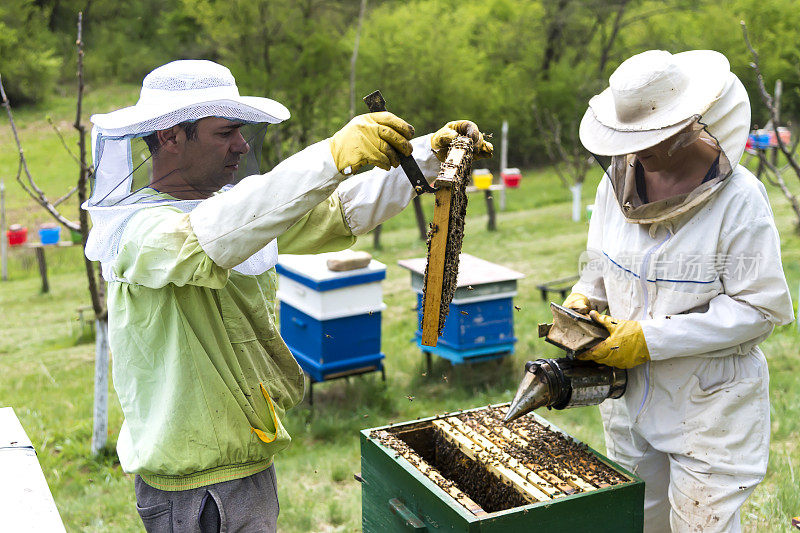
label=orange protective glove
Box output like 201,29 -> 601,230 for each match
577,310 -> 650,369
563,292 -> 592,315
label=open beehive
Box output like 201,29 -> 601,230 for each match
361,404 -> 643,532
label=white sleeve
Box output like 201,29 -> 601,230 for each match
642,215 -> 794,360
190,139 -> 344,268
571,175 -> 610,311
335,134 -> 440,235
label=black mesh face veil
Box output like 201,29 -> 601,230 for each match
590,153 -> 613,180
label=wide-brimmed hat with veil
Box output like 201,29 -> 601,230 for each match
579,50 -> 732,156
578,49 -> 751,226
84,60 -> 290,281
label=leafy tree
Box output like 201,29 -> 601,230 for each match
0,0 -> 59,104
181,0 -> 358,165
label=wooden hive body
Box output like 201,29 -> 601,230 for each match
361,405 -> 644,532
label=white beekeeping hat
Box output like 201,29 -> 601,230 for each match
579,50 -> 733,156
84,60 -> 286,280
91,60 -> 289,137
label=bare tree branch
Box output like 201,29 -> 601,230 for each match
742,20 -> 800,233
47,116 -> 83,168
757,150 -> 800,229
54,186 -> 79,207
742,21 -> 800,179
0,75 -> 80,231
619,4 -> 688,29
597,0 -> 630,74
533,107 -> 591,188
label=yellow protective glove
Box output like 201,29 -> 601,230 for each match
563,292 -> 591,315
577,310 -> 650,369
330,112 -> 415,174
431,120 -> 494,162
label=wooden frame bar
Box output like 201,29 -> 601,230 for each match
421,184 -> 453,346
432,419 -> 551,503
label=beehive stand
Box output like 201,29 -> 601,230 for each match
421,136 -> 473,346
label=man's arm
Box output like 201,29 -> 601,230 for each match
641,214 -> 794,360
571,175 -> 611,312
190,140 -> 346,268
277,193 -> 357,255
335,134 -> 440,235
277,134 -> 438,254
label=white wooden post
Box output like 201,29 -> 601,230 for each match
570,183 -> 582,222
91,318 -> 109,455
1,180 -> 7,281
500,120 -> 508,211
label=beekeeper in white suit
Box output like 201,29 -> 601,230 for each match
84,59 -> 492,532
563,50 -> 793,532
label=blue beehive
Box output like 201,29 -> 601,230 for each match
276,253 -> 386,383
398,254 -> 524,365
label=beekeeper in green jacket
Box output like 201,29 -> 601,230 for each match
84,59 -> 492,532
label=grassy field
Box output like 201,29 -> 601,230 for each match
1,87 -> 799,532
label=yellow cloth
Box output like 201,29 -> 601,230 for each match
577,310 -> 651,369
563,292 -> 592,315
430,120 -> 494,162
330,112 -> 414,173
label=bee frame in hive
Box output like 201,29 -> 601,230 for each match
361,404 -> 644,532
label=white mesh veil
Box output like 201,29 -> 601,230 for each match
83,60 -> 290,282
84,124 -> 273,281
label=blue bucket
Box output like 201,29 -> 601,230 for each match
753,132 -> 770,150
39,226 -> 60,245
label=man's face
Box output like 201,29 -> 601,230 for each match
177,117 -> 251,195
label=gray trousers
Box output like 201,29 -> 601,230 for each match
135,465 -> 279,533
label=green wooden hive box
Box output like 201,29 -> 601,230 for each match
361,404 -> 643,532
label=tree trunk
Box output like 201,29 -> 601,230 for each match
541,0 -> 569,80
90,318 -> 110,455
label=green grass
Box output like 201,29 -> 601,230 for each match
1,90 -> 799,531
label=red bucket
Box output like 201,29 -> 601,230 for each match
501,168 -> 522,188
6,224 -> 27,246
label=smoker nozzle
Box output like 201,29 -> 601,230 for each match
503,358 -> 627,424
504,360 -> 554,424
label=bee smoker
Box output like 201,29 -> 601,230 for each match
503,303 -> 627,424
503,358 -> 626,423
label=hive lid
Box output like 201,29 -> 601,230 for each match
0,408 -> 33,449
398,253 -> 525,287
276,253 -> 386,291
